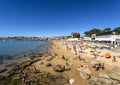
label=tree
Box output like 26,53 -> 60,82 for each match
84,28 -> 102,36
113,27 -> 120,34
103,28 -> 111,33
84,31 -> 91,36
90,28 -> 102,34
71,32 -> 80,38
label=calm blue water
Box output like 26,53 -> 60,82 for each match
0,40 -> 49,63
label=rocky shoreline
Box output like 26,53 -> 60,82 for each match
0,51 -> 70,85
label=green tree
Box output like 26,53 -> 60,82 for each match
84,28 -> 102,36
103,28 -> 111,33
84,31 -> 91,35
72,32 -> 80,38
113,27 -> 120,34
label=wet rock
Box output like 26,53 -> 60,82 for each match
53,64 -> 65,72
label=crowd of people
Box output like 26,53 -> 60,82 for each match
58,40 -> 119,74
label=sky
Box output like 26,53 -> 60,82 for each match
0,0 -> 120,37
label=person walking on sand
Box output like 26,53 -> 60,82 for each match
78,55 -> 82,60
112,56 -> 116,62
101,63 -> 105,71
72,43 -> 77,55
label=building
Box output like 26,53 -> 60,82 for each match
84,35 -> 120,45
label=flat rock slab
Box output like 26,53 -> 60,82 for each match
53,64 -> 65,72
109,73 -> 120,81
0,69 -> 7,73
80,71 -> 90,79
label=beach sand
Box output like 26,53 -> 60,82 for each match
32,40 -> 120,85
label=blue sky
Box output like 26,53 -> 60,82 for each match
0,0 -> 120,37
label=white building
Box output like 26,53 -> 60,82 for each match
84,35 -> 120,45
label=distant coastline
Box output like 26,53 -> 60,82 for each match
0,36 -> 49,41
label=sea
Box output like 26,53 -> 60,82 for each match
0,40 -> 49,65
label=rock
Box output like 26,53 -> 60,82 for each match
54,53 -> 57,56
35,72 -> 69,85
46,57 -> 53,61
88,75 -> 114,85
64,57 -> 69,61
90,76 -> 98,82
98,72 -> 110,79
5,62 -> 18,67
77,67 -> 91,79
51,53 -> 56,57
45,63 -> 52,67
83,67 -> 91,75
98,77 -> 112,84
0,76 -> 10,85
109,72 -> 120,81
53,64 -> 65,72
114,82 -> 120,85
10,79 -> 22,85
65,66 -> 71,71
0,75 -> 4,80
39,62 -> 44,65
79,71 -> 90,79
0,68 -> 7,73
25,79 -> 31,84
88,77 -> 113,85
42,74 -> 48,78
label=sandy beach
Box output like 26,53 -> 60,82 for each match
0,39 -> 120,85
32,40 -> 120,85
